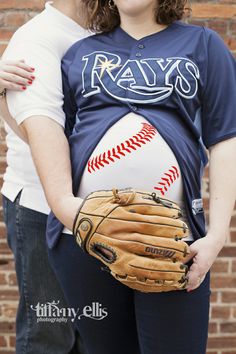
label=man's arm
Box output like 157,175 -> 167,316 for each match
0,59 -> 34,141
0,98 -> 28,142
22,116 -> 83,229
2,36 -> 85,226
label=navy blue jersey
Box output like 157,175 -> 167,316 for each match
46,21 -> 236,248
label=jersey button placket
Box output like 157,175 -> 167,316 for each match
127,42 -> 145,112
138,44 -> 145,49
136,43 -> 144,58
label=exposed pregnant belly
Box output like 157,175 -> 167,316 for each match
65,112 -> 193,241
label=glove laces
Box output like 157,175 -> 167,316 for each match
112,188 -> 136,205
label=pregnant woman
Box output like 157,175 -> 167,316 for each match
3,0 -> 235,354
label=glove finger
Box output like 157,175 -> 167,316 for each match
110,209 -> 189,234
128,257 -> 188,282
118,189 -> 182,214
98,217 -> 189,239
91,233 -> 189,262
122,235 -> 189,261
112,274 -> 187,293
120,203 -> 181,219
82,190 -> 183,219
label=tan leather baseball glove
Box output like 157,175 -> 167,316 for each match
73,188 -> 190,292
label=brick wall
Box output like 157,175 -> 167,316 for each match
0,1 -> 236,353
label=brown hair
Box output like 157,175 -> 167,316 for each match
82,0 -> 191,33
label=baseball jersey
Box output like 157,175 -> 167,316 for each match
46,21 -> 236,248
1,1 -> 89,214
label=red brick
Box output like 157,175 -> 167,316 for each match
9,336 -> 15,348
0,176 -> 4,190
0,127 -> 7,139
211,259 -> 229,273
0,159 -> 7,174
0,336 -> 7,347
0,241 -> 11,255
231,231 -> 236,243
220,322 -> 236,333
0,223 -> 7,239
0,304 -> 17,318
0,273 -> 7,285
203,166 -> 209,178
219,246 -> 236,257
189,19 -> 207,27
0,0 -> 44,10
207,19 -> 228,34
192,4 -> 236,18
233,307 -> 236,318
0,44 -> 7,56
209,321 -> 218,334
203,197 -> 210,210
208,336 -> 236,349
0,260 -> 15,271
0,143 -> 7,155
0,14 -> 5,27
211,276 -> 236,289
230,20 -> 236,35
0,322 -> 15,333
0,289 -> 19,300
210,291 -> 218,303
0,29 -> 14,41
223,36 -> 236,51
232,260 -> 236,273
222,292 -> 236,303
8,273 -> 17,286
211,306 -> 231,319
5,12 -> 28,27
230,215 -> 236,227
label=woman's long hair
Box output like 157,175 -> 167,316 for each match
83,0 -> 191,33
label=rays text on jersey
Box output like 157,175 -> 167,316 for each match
82,51 -> 200,103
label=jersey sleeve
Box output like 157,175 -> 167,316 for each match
61,45 -> 79,138
2,34 -> 66,127
201,28 -> 236,148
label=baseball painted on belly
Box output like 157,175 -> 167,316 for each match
78,112 -> 183,203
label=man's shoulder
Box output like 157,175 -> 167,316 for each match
3,9 -> 74,59
7,10 -> 48,44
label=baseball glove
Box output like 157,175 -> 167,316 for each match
73,188 -> 190,292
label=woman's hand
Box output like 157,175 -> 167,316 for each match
0,59 -> 35,92
184,232 -> 227,292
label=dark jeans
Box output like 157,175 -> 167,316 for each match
48,234 -> 211,354
2,193 -> 82,354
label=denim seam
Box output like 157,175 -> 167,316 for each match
2,197 -> 10,248
15,200 -> 32,354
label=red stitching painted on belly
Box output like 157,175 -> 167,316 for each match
87,123 -> 157,173
153,166 -> 180,195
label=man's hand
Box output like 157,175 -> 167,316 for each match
184,232 -> 227,292
0,59 -> 35,92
